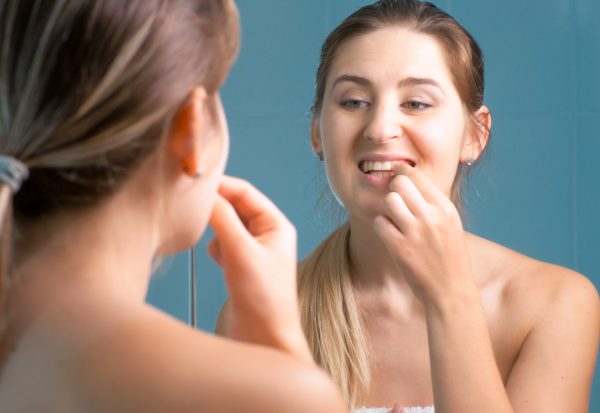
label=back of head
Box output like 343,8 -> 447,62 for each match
0,0 -> 239,362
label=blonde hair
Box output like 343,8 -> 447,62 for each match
0,0 -> 239,365
299,223 -> 371,407
300,0 -> 488,408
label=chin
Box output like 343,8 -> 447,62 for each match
345,200 -> 385,225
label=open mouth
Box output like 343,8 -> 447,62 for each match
358,159 -> 416,177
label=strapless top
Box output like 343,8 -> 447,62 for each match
354,406 -> 434,413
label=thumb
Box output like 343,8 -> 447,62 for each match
209,194 -> 253,255
207,238 -> 223,267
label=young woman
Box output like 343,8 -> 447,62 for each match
0,1 -> 347,412
220,1 -> 600,413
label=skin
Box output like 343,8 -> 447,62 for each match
0,84 -> 347,412
304,27 -> 598,412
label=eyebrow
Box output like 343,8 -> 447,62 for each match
331,74 -> 371,88
398,77 -> 442,90
331,74 -> 443,91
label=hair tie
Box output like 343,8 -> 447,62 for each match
0,155 -> 30,193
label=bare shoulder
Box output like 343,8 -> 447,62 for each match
521,258 -> 600,331
76,304 -> 345,413
471,235 -> 600,409
470,233 -> 600,322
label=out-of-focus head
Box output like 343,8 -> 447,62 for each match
310,0 -> 489,208
0,0 -> 240,361
0,0 -> 239,242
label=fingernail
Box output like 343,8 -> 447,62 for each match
392,162 -> 411,175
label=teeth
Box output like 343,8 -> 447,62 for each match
369,171 -> 395,177
362,161 -> 391,172
361,160 -> 408,173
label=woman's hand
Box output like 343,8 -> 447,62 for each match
373,164 -> 477,306
208,176 -> 312,363
391,403 -> 403,413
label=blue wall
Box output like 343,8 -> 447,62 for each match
146,0 -> 600,409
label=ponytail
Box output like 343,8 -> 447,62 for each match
0,184 -> 16,366
298,223 -> 371,409
0,155 -> 30,366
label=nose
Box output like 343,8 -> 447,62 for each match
363,98 -> 402,144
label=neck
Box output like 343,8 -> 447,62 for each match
348,215 -> 490,302
13,184 -> 161,314
348,216 -> 412,293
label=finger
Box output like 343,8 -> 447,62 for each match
388,173 -> 429,218
209,194 -> 254,254
218,176 -> 290,237
207,238 -> 223,267
373,213 -> 405,250
393,163 -> 447,205
381,191 -> 413,234
391,403 -> 404,413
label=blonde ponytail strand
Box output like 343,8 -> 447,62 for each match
298,223 -> 371,409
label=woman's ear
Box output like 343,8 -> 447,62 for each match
167,87 -> 208,176
461,105 -> 491,163
310,119 -> 323,159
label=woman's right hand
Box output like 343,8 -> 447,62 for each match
208,176 -> 313,364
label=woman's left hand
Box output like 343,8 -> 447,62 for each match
373,164 -> 476,305
391,403 -> 404,413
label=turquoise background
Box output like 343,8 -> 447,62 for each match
146,0 -> 600,410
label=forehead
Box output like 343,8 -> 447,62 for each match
327,27 -> 455,89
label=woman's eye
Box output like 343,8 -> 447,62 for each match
340,99 -> 369,110
402,101 -> 431,110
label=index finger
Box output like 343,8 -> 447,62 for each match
217,175 -> 291,236
391,163 -> 447,205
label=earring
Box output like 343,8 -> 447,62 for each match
316,152 -> 324,161
191,166 -> 204,178
184,163 -> 204,178
464,158 -> 474,167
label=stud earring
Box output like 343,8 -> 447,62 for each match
464,158 -> 474,167
184,162 -> 204,178
191,166 -> 204,178
316,152 -> 324,161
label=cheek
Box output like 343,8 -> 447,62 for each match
159,141 -> 229,256
159,174 -> 220,255
320,110 -> 362,163
407,114 -> 465,192
414,113 -> 463,149
316,117 -> 354,208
